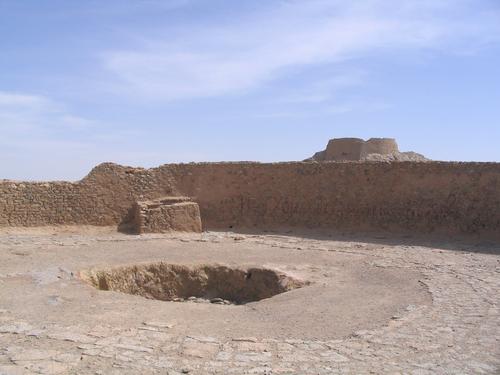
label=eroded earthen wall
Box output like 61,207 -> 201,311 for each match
1,162 -> 499,239
133,198 -> 202,234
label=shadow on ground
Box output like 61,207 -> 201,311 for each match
211,227 -> 500,255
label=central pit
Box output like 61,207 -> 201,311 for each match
81,262 -> 307,305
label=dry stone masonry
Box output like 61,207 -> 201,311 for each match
0,160 -> 499,239
132,197 -> 202,234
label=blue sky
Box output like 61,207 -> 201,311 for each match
1,0 -> 500,181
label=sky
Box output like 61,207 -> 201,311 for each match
1,0 -> 500,181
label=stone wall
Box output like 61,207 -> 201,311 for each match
0,163 -> 178,227
361,138 -> 399,158
324,138 -> 365,161
1,162 -> 499,239
133,197 -> 202,234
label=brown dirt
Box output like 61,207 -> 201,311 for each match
1,226 -> 498,374
0,226 -> 430,340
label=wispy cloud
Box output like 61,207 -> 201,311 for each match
279,70 -> 367,104
0,91 -> 161,180
0,92 -> 51,107
0,91 -> 94,134
102,0 -> 500,100
252,97 -> 391,119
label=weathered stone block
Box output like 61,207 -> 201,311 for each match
133,197 -> 202,234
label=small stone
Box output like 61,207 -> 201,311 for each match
25,360 -> 69,374
0,365 -> 25,375
114,344 -> 154,353
143,321 -> 175,329
185,336 -> 218,343
216,351 -> 232,361
234,352 -> 272,362
138,326 -> 159,331
195,298 -> 210,304
25,329 -> 44,337
47,295 -> 63,306
53,352 -> 81,364
233,337 -> 259,343
0,322 -> 32,334
11,349 -> 59,362
82,348 -> 101,356
319,351 -> 349,362
77,344 -> 97,350
48,331 -> 96,344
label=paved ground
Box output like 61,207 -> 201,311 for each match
0,227 -> 498,374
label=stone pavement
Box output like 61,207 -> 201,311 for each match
0,231 -> 498,374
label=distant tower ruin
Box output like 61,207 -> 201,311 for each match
306,138 -> 427,162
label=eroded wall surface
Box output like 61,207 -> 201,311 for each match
133,198 -> 202,234
1,162 -> 499,239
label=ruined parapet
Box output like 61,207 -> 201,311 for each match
1,162 -> 500,239
306,137 -> 428,162
361,138 -> 399,158
133,196 -> 202,234
324,138 -> 365,161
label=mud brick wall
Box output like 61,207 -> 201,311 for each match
0,163 -> 178,227
1,162 -> 499,239
133,198 -> 202,234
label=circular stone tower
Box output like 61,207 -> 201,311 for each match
311,137 -> 400,161
361,138 -> 399,158
306,137 -> 427,162
324,138 -> 365,161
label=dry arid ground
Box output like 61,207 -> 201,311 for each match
0,227 -> 498,374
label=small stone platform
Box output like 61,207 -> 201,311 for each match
132,196 -> 202,234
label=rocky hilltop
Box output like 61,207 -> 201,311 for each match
306,138 -> 429,162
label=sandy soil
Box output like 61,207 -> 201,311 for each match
0,227 -> 498,374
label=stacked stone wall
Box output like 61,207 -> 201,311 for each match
133,197 -> 202,234
361,138 -> 399,157
1,162 -> 499,239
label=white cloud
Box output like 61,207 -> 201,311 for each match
0,92 -> 51,117
102,0 -> 500,100
0,91 -> 94,135
279,71 -> 367,104
0,91 -> 160,180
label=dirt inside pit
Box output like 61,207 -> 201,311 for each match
81,263 -> 307,304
